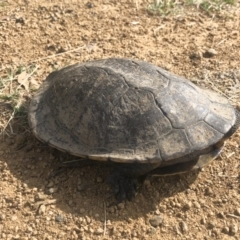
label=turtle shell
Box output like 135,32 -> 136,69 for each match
28,58 -> 239,165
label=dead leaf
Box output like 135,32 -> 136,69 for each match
29,78 -> 40,90
17,71 -> 29,91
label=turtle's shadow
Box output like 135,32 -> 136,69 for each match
2,129 -> 199,221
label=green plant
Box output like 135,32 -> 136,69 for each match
147,0 -> 235,15
186,0 -> 235,12
147,0 -> 179,15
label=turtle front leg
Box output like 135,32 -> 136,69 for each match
107,162 -> 160,201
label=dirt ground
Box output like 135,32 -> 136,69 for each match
0,0 -> 240,239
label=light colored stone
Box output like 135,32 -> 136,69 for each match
48,187 -> 57,194
180,221 -> 188,233
149,216 -> 163,227
95,228 -> 103,235
38,204 -> 46,215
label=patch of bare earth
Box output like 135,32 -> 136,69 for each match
0,0 -> 239,239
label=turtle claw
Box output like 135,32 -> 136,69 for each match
106,172 -> 140,202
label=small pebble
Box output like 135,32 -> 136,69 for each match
117,202 -> 125,210
147,227 -> 156,234
38,204 -> 46,215
207,222 -> 215,229
189,52 -> 201,60
48,187 -> 57,194
0,214 -> 6,220
183,202 -> 192,210
174,225 -> 181,235
55,214 -> 64,223
95,228 -> 103,235
132,230 -> 138,237
193,202 -> 201,209
205,187 -> 213,196
155,209 -> 161,215
36,193 -> 47,201
212,228 -> 219,236
222,226 -> 229,234
47,181 -> 54,188
175,203 -> 181,208
208,211 -> 214,217
149,216 -> 163,227
159,205 -> 167,213
200,218 -> 206,224
85,216 -> 91,224
217,212 -> 225,218
88,226 -> 94,233
180,221 -> 188,233
132,238 -> 139,240
229,224 -> 238,235
203,48 -> 218,58
85,2 -> 94,8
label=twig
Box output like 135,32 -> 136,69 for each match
30,45 -> 86,63
1,109 -> 15,137
226,214 -> 239,219
218,175 -> 238,178
217,39 -> 227,46
103,201 -> 106,236
8,122 -> 13,134
226,152 -> 235,158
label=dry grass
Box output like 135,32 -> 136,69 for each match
192,69 -> 240,107
0,65 -> 37,137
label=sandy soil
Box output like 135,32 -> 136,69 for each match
0,0 -> 239,239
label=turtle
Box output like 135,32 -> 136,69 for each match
28,58 -> 240,201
